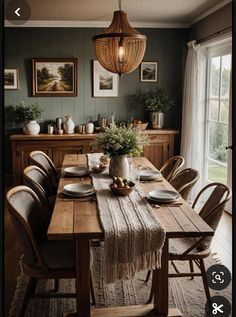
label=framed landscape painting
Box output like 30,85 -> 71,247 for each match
140,62 -> 158,82
4,69 -> 19,90
93,60 -> 119,97
32,58 -> 77,96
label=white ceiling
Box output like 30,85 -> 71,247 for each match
5,0 -> 231,27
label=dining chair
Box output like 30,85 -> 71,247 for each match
29,150 -> 59,189
147,182 -> 231,303
6,185 -> 96,316
23,165 -> 56,223
169,168 -> 200,200
159,156 -> 185,181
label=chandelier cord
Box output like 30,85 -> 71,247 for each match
118,0 -> 122,11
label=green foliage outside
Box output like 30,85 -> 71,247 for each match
209,123 -> 228,163
208,160 -> 227,184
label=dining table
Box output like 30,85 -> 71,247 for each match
47,154 -> 214,317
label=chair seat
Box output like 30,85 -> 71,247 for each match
169,238 -> 210,260
40,240 -> 76,270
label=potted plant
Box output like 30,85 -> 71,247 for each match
92,124 -> 149,179
135,88 -> 175,129
9,102 -> 44,135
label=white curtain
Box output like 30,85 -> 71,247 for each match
226,70 -> 232,213
180,41 -> 205,202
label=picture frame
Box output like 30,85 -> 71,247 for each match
32,58 -> 77,96
140,62 -> 158,82
4,69 -> 19,90
93,60 -> 119,97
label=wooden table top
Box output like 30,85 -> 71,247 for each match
47,154 -> 214,240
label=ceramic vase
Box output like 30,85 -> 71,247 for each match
109,155 -> 130,179
64,115 -> 75,134
149,112 -> 164,129
23,120 -> 40,135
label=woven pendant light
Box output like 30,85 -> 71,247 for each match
93,0 -> 147,76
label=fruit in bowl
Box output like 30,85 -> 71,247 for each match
110,177 -> 135,196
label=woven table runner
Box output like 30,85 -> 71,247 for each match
87,153 -> 166,283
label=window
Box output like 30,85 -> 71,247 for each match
205,43 -> 231,185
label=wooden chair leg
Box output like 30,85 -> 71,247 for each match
19,277 -> 38,317
189,260 -> 194,280
146,272 -> 154,304
53,278 -> 59,292
145,270 -> 151,283
199,259 -> 211,303
90,270 -> 96,306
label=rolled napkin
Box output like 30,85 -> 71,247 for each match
87,153 -> 166,283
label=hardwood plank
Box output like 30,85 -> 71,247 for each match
167,206 -> 200,233
73,201 -> 103,239
47,201 -> 74,239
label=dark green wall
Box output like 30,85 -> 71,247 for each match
5,27 -> 187,173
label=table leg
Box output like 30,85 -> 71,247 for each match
154,238 -> 169,316
76,238 -> 91,317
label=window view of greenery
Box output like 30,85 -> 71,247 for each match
207,54 -> 231,184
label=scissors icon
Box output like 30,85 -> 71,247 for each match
212,303 -> 224,314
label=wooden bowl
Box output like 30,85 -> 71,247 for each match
132,122 -> 148,130
109,181 -> 135,196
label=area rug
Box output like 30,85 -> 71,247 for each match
9,247 -> 232,317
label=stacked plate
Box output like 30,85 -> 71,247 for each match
64,167 -> 89,177
62,184 -> 95,197
147,189 -> 180,203
140,169 -> 162,181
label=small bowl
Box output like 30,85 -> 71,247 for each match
132,122 -> 148,130
109,181 -> 135,196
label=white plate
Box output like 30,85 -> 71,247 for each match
140,169 -> 161,180
63,184 -> 94,195
62,188 -> 95,197
64,167 -> 89,176
147,190 -> 180,202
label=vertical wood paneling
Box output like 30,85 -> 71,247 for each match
4,27 -> 187,173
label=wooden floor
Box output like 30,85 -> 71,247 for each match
4,183 -> 232,316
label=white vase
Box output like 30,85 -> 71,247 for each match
149,112 -> 164,129
64,115 -> 75,134
109,155 -> 130,179
23,120 -> 40,135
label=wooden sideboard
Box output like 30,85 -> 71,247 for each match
10,130 -> 179,184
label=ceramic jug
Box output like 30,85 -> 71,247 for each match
64,115 -> 75,134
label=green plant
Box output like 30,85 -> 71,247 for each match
135,88 -> 175,112
8,102 -> 44,122
92,124 -> 149,157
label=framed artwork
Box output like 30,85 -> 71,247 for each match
32,58 -> 77,96
140,62 -> 158,82
4,69 -> 19,90
93,60 -> 119,97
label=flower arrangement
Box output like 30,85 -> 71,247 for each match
92,124 -> 149,157
8,101 -> 44,122
135,88 -> 175,112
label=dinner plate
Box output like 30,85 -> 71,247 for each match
63,184 -> 94,196
62,188 -> 96,198
64,167 -> 89,176
147,190 -> 180,202
140,169 -> 161,180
